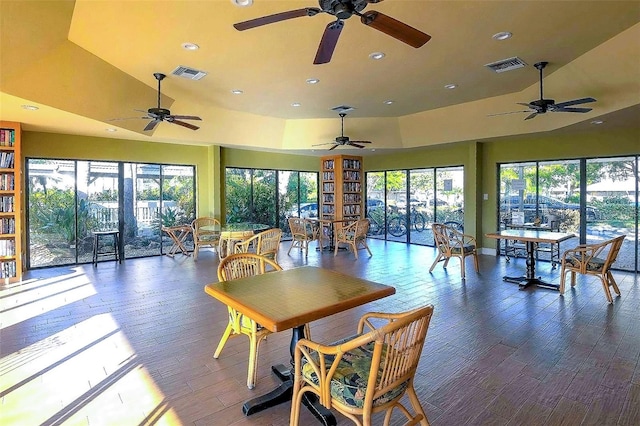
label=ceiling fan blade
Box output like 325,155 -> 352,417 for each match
552,97 -> 597,109
329,144 -> 339,151
524,112 -> 538,120
171,120 -> 200,130
487,110 -> 532,117
234,8 -> 321,31
170,115 -> 201,121
107,116 -> 148,121
349,140 -> 372,144
314,20 -> 344,65
350,143 -> 366,148
552,107 -> 593,113
144,119 -> 161,131
360,11 -> 431,48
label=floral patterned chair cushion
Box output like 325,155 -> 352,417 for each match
564,256 -> 605,271
450,244 -> 476,255
301,338 -> 408,409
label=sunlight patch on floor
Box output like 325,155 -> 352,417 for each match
0,313 -> 183,425
0,271 -> 96,329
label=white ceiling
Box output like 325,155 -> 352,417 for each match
1,0 -> 639,154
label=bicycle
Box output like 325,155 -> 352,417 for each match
388,206 -> 426,237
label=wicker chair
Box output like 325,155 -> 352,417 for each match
290,305 -> 434,426
288,217 -> 318,257
559,235 -> 626,303
429,222 -> 479,279
334,218 -> 372,259
214,253 -> 282,389
191,217 -> 221,260
234,228 -> 283,261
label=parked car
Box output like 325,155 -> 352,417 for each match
287,202 -> 318,218
397,198 -> 425,210
500,194 -> 599,220
428,198 -> 449,207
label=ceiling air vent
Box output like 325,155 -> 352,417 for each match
330,105 -> 355,114
171,66 -> 208,80
484,57 -> 527,73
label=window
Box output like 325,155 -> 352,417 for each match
365,166 -> 465,246
498,156 -> 638,272
26,159 -> 196,268
225,168 -> 318,238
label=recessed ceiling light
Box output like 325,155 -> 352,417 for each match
444,84 -> 457,89
492,31 -> 512,41
231,0 -> 253,6
21,105 -> 39,110
231,89 -> 243,94
291,102 -> 301,107
181,42 -> 199,51
369,52 -> 385,60
105,128 -> 117,132
383,100 -> 394,105
306,78 -> 320,84
591,120 -> 604,125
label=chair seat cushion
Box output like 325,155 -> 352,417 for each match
301,338 -> 408,409
451,244 -> 475,255
341,231 -> 356,241
565,256 -> 606,271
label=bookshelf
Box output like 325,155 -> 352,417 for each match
0,121 -> 22,283
320,154 -> 363,223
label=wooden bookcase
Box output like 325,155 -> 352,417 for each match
320,154 -> 363,223
0,121 -> 22,283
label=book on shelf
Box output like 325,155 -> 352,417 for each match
0,152 -> 15,168
0,239 -> 16,256
1,260 -> 17,279
1,217 -> 16,233
0,196 -> 15,212
0,128 -> 16,146
0,174 -> 15,190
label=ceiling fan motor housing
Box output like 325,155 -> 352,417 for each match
320,0 -> 367,19
336,136 -> 349,144
530,99 -> 555,112
148,107 -> 171,116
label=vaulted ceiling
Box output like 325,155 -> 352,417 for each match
1,1 -> 639,154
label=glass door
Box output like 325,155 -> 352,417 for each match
585,157 -> 638,272
409,169 -> 433,245
27,159 -> 78,267
386,170 -> 408,243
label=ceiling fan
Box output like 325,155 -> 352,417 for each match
233,0 -> 431,64
110,73 -> 202,131
490,61 -> 596,120
313,113 -> 373,150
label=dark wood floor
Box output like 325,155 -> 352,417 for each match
2,240 -> 639,425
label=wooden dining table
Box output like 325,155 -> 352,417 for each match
486,229 -> 575,290
201,222 -> 269,259
204,266 -> 396,425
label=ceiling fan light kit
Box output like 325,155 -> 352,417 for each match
233,0 -> 431,65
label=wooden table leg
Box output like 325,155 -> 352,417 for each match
242,325 -> 336,425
